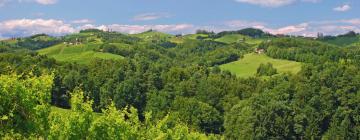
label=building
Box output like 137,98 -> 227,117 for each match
238,38 -> 245,43
255,48 -> 265,54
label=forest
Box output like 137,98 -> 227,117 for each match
1,28 -> 360,139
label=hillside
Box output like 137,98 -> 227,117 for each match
131,30 -> 173,41
4,0 -> 360,138
38,38 -> 123,64
214,34 -> 264,45
2,29 -> 360,139
318,31 -> 360,46
321,35 -> 360,46
220,53 -> 302,78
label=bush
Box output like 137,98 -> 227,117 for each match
257,63 -> 277,76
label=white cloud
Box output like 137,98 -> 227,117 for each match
262,23 -> 309,35
235,0 -> 322,7
235,0 -> 296,7
220,18 -> 360,37
301,0 -> 321,3
1,17 -> 359,38
333,4 -> 351,12
71,19 -> 93,24
133,13 -> 171,21
264,22 -> 360,37
0,18 -> 195,38
0,19 -> 75,37
34,0 -> 57,5
341,19 -> 360,25
80,24 -> 194,34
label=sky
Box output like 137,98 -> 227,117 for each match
0,0 -> 359,38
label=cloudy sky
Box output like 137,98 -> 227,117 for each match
0,0 -> 359,38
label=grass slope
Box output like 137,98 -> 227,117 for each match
38,43 -> 123,64
220,53 -> 302,78
131,31 -> 173,41
170,34 -> 210,44
215,34 -> 263,45
183,34 -> 209,40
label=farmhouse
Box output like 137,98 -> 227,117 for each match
255,48 -> 265,54
63,38 -> 82,46
238,38 -> 245,43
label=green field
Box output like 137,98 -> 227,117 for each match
131,31 -> 173,41
215,34 -> 263,45
220,53 -> 302,78
183,34 -> 209,40
38,43 -> 124,64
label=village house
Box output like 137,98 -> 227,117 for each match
238,38 -> 245,43
63,38 -> 82,46
255,48 -> 265,54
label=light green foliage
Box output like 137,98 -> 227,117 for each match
220,53 -> 301,78
48,88 -> 94,139
88,104 -> 139,139
0,73 -> 53,137
47,88 -> 215,139
142,112 -> 217,140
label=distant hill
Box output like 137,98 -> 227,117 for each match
1,34 -> 60,50
216,28 -> 272,38
131,30 -> 173,41
318,31 -> 360,46
38,43 -> 123,64
38,32 -> 124,64
3,28 -> 359,65
214,34 -> 263,45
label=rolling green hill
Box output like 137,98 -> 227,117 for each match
183,34 -> 209,40
322,35 -> 360,46
220,53 -> 302,78
170,34 -> 212,44
38,43 -> 123,64
131,30 -> 173,41
215,34 -> 263,45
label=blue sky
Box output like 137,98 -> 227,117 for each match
0,0 -> 359,38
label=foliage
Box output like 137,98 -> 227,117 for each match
256,62 -> 277,76
0,73 -> 53,137
215,28 -> 272,38
262,37 -> 345,63
2,29 -> 360,139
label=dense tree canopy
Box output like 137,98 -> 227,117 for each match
1,29 -> 360,139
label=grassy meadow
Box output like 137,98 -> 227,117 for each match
220,53 -> 302,78
38,43 -> 123,64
